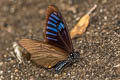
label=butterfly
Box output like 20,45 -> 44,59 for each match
19,5 -> 80,72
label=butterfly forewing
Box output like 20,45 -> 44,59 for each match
44,5 -> 73,53
19,39 -> 67,68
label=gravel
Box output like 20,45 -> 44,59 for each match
0,0 -> 120,80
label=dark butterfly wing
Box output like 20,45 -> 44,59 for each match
44,5 -> 74,54
19,39 -> 67,68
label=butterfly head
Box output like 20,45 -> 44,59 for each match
54,51 -> 80,73
69,51 -> 80,63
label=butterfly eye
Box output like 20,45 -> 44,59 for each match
70,52 -> 80,61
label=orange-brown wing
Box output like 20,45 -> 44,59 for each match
19,39 -> 67,68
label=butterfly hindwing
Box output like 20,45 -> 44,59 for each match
44,5 -> 73,53
19,39 -> 67,68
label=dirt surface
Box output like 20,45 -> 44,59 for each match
0,0 -> 120,80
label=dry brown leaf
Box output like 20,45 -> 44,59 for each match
70,5 -> 97,38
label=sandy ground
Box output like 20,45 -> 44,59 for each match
0,0 -> 120,80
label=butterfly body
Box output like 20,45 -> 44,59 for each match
54,52 -> 80,72
19,5 -> 80,72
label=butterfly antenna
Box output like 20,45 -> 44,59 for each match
87,4 -> 97,15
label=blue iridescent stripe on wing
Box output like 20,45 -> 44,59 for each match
51,14 -> 60,21
47,37 -> 57,41
60,23 -> 64,28
46,32 -> 56,36
48,21 -> 56,27
58,23 -> 64,30
58,24 -> 62,30
49,17 -> 57,23
47,26 -> 57,32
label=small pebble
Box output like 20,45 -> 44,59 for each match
104,16 -> 107,20
0,62 -> 3,66
0,71 -> 3,74
15,69 -> 19,72
54,74 -> 59,77
100,9 -> 103,13
30,76 -> 35,80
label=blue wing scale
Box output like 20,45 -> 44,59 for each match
48,21 -> 56,27
51,13 -> 60,21
47,26 -> 57,32
49,17 -> 57,23
46,32 -> 57,36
